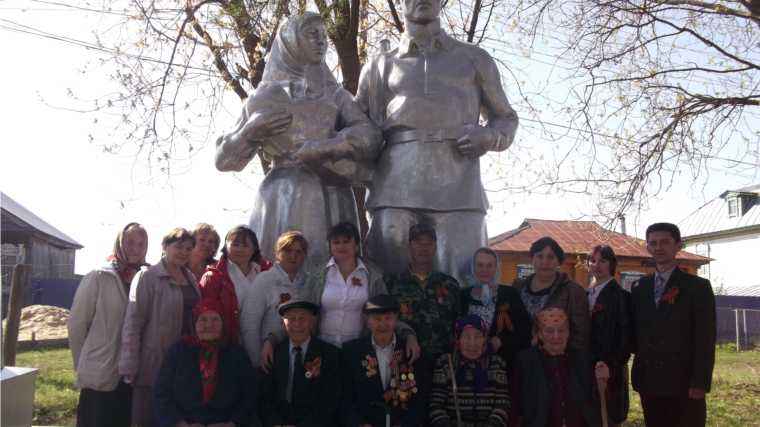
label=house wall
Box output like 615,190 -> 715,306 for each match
495,253 -> 702,289
685,235 -> 760,288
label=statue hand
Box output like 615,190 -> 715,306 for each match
236,108 -> 293,142
455,125 -> 497,159
288,138 -> 347,164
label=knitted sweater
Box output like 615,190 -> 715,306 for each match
430,353 -> 510,427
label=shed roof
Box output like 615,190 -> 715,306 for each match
1,191 -> 83,249
718,286 -> 760,297
489,219 -> 708,263
679,184 -> 760,240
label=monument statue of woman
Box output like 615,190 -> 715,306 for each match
214,12 -> 382,272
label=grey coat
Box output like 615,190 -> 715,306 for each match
119,260 -> 201,387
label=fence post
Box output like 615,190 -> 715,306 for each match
742,309 -> 748,349
735,309 -> 740,352
3,264 -> 27,367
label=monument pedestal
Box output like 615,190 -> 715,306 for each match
1,366 -> 38,427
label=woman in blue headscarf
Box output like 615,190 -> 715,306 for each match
429,314 -> 509,426
459,247 -> 532,372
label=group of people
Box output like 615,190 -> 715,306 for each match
68,218 -> 716,427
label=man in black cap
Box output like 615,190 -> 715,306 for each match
340,295 -> 430,427
385,224 -> 461,364
258,299 -> 342,427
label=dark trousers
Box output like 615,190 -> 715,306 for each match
132,385 -> 158,427
77,380 -> 132,427
640,393 -> 706,427
608,366 -> 630,424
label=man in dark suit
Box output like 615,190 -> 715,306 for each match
259,299 -> 342,427
341,295 -> 430,427
630,222 -> 716,427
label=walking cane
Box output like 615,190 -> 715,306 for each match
445,354 -> 463,427
372,400 -> 393,427
597,377 -> 609,427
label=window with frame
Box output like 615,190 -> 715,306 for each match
728,197 -> 739,218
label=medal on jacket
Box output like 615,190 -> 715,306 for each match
385,350 -> 415,409
436,283 -> 449,304
304,356 -> 321,378
363,355 -> 378,377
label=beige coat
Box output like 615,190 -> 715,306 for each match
118,260 -> 200,387
67,263 -> 128,391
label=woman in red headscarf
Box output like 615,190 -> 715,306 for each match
153,298 -> 257,427
68,222 -> 149,427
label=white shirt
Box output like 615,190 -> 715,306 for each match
287,336 -> 311,403
318,258 -> 369,347
588,277 -> 613,312
372,334 -> 396,389
227,259 -> 261,312
655,265 -> 677,287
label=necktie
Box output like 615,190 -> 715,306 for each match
654,275 -> 665,308
293,346 -> 303,399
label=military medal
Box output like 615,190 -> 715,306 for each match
364,355 -> 378,377
305,357 -> 321,378
293,288 -> 298,294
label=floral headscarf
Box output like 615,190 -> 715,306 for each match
454,314 -> 492,392
106,222 -> 149,283
181,299 -> 230,404
535,307 -> 569,330
465,247 -> 500,307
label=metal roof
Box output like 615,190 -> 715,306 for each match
679,184 -> 760,240
719,286 -> 760,297
489,219 -> 709,262
1,191 -> 83,249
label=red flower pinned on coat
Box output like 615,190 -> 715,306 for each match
351,277 -> 363,287
276,293 -> 291,309
592,303 -> 603,314
662,286 -> 679,305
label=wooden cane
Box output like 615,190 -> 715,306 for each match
598,377 -> 609,427
446,354 -> 463,427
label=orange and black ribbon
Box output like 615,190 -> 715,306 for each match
435,284 -> 450,297
662,286 -> 680,305
390,349 -> 403,375
592,303 -> 603,314
497,303 -> 514,334
351,277 -> 363,287
276,293 -> 291,308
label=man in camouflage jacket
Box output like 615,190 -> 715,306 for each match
386,224 -> 461,364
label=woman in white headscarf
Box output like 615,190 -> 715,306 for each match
214,11 -> 382,273
459,247 -> 532,372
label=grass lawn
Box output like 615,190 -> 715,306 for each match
12,346 -> 760,426
15,347 -> 78,426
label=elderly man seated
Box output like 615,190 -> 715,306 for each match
509,308 -> 612,427
258,299 -> 342,427
341,295 -> 430,427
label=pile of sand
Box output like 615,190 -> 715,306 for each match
2,304 -> 69,341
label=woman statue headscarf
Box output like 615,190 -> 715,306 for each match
214,12 -> 382,272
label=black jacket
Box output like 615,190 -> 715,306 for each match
258,337 -> 342,427
588,279 -> 633,369
630,268 -> 716,397
460,285 -> 532,372
340,333 -> 430,427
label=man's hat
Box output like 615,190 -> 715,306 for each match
278,299 -> 319,317
408,224 -> 437,241
362,294 -> 400,315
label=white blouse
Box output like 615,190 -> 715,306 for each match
227,259 -> 261,312
318,258 -> 369,347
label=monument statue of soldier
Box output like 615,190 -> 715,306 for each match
357,0 -> 519,283
214,12 -> 382,272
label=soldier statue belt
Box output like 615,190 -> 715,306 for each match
385,127 -> 468,146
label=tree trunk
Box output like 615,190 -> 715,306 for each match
3,264 -> 28,367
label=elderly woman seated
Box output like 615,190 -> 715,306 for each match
429,314 -> 509,427
509,308 -> 611,427
153,299 -> 257,427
